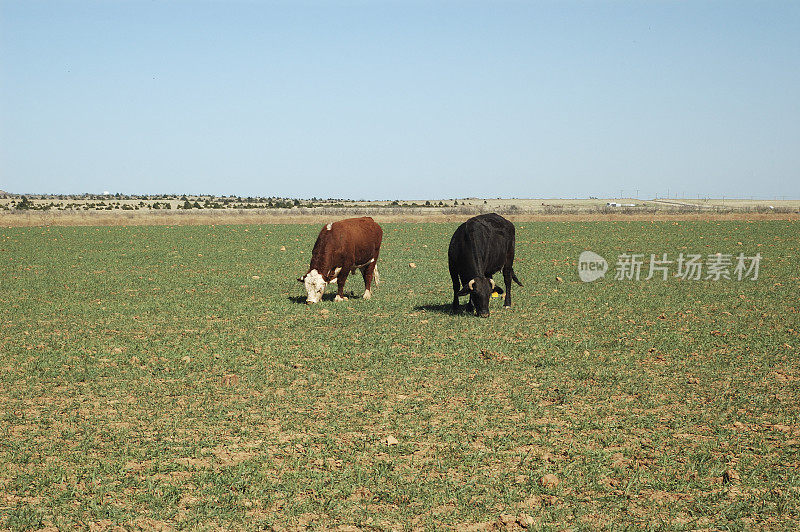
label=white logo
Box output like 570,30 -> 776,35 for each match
578,251 -> 608,282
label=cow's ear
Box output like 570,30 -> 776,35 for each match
457,278 -> 476,296
492,286 -> 504,295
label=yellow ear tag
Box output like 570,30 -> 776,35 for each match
491,292 -> 500,298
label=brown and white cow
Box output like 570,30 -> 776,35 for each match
298,217 -> 383,304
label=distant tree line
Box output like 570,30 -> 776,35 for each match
1,194 -> 473,211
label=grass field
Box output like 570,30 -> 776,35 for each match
1,220 -> 798,530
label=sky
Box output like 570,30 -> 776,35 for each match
1,1 -> 798,200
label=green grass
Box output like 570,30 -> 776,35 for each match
1,220 -> 798,530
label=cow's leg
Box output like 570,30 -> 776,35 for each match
361,261 -> 376,299
502,266 -> 513,308
451,270 -> 461,312
334,269 -> 350,302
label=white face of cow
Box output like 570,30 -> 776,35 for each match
302,269 -> 327,304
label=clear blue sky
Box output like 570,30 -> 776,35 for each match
2,1 -> 798,200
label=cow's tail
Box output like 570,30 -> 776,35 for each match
372,265 -> 381,286
511,269 -> 523,287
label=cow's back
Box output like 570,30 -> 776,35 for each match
449,213 -> 514,275
342,217 -> 382,263
311,217 -> 382,271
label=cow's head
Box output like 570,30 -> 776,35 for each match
298,269 -> 327,304
457,277 -> 503,317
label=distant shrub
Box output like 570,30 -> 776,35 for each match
16,196 -> 32,210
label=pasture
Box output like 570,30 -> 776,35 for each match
1,220 -> 798,530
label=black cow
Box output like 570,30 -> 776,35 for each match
448,213 -> 523,317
